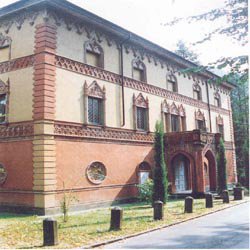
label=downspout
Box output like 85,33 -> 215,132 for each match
206,81 -> 212,132
120,33 -> 131,127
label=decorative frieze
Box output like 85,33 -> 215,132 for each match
0,122 -> 34,138
0,55 -> 35,74
54,121 -> 154,144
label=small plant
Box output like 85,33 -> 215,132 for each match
60,181 -> 79,223
137,179 -> 153,204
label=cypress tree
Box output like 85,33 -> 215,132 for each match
152,121 -> 168,204
217,138 -> 228,193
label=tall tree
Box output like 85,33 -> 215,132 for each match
175,40 -> 200,65
152,121 -> 168,204
231,73 -> 249,187
217,138 -> 228,193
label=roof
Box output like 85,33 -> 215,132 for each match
0,0 -> 236,89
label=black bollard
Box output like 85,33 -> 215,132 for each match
110,207 -> 123,230
233,187 -> 244,200
222,190 -> 230,203
184,196 -> 194,213
154,200 -> 164,220
205,193 -> 213,208
43,218 -> 58,246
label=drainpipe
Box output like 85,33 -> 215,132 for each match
206,81 -> 212,132
120,33 -> 131,127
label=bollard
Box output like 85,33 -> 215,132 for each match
233,187 -> 244,200
110,207 -> 123,230
43,218 -> 58,246
205,193 -> 213,208
184,196 -> 194,213
222,190 -> 230,203
153,200 -> 164,220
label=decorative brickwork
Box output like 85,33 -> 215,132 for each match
0,122 -> 34,138
0,55 -> 35,74
54,121 -> 154,144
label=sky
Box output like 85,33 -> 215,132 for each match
0,0 -> 247,74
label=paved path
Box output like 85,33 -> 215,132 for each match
105,202 -> 249,249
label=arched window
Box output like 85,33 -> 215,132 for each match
84,40 -> 104,68
193,83 -> 202,101
133,93 -> 149,131
138,162 -> 151,184
0,33 -> 11,63
132,58 -> 147,82
0,79 -> 9,124
167,74 -> 178,93
86,161 -> 107,184
195,109 -> 206,131
84,81 -> 106,126
214,91 -> 221,107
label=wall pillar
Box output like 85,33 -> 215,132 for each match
194,148 -> 205,194
32,23 -> 57,214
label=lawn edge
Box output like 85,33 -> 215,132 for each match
83,199 -> 249,249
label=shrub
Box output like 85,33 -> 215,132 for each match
217,138 -> 227,194
137,179 -> 153,204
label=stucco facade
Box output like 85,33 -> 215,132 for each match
0,0 -> 237,214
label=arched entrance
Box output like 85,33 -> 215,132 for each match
204,150 -> 217,192
172,154 -> 191,193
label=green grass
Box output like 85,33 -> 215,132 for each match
0,198 -> 248,249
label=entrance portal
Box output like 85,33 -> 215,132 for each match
204,150 -> 217,192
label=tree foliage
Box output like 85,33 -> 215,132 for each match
175,40 -> 200,65
217,138 -> 228,193
230,73 -> 249,188
165,0 -> 248,75
152,121 -> 168,204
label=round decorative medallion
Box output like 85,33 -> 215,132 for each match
86,162 -> 107,184
0,163 -> 7,185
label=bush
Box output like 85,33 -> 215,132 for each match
137,179 -> 153,204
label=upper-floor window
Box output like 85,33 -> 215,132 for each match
193,83 -> 202,101
216,115 -> 224,140
167,74 -> 178,93
214,91 -> 221,107
162,101 -> 186,133
0,33 -> 11,63
132,58 -> 147,82
133,93 -> 149,131
84,81 -> 106,126
0,79 -> 8,124
84,40 -> 104,68
195,109 -> 206,132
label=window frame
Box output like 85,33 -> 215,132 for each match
193,83 -> 202,101
132,58 -> 147,83
167,74 -> 178,93
84,40 -> 104,68
0,33 -> 12,63
0,79 -> 9,124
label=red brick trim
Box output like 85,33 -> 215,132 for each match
0,55 -> 35,74
55,56 -> 230,116
33,24 -> 57,120
54,121 -> 154,144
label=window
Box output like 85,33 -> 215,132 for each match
84,81 -> 106,126
171,114 -> 179,132
137,107 -> 147,130
181,117 -> 186,131
0,163 -> 7,185
0,33 -> 11,63
86,162 -> 107,184
0,79 -> 8,124
193,83 -> 202,101
138,162 -> 151,184
133,93 -> 149,131
88,97 -> 103,125
218,124 -> 224,139
195,109 -> 206,132
197,120 -> 206,131
167,74 -> 178,93
214,92 -> 221,107
132,58 -> 146,82
85,40 -> 104,68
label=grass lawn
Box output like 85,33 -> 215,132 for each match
0,197 -> 248,249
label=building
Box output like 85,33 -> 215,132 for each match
0,0 -> 237,215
